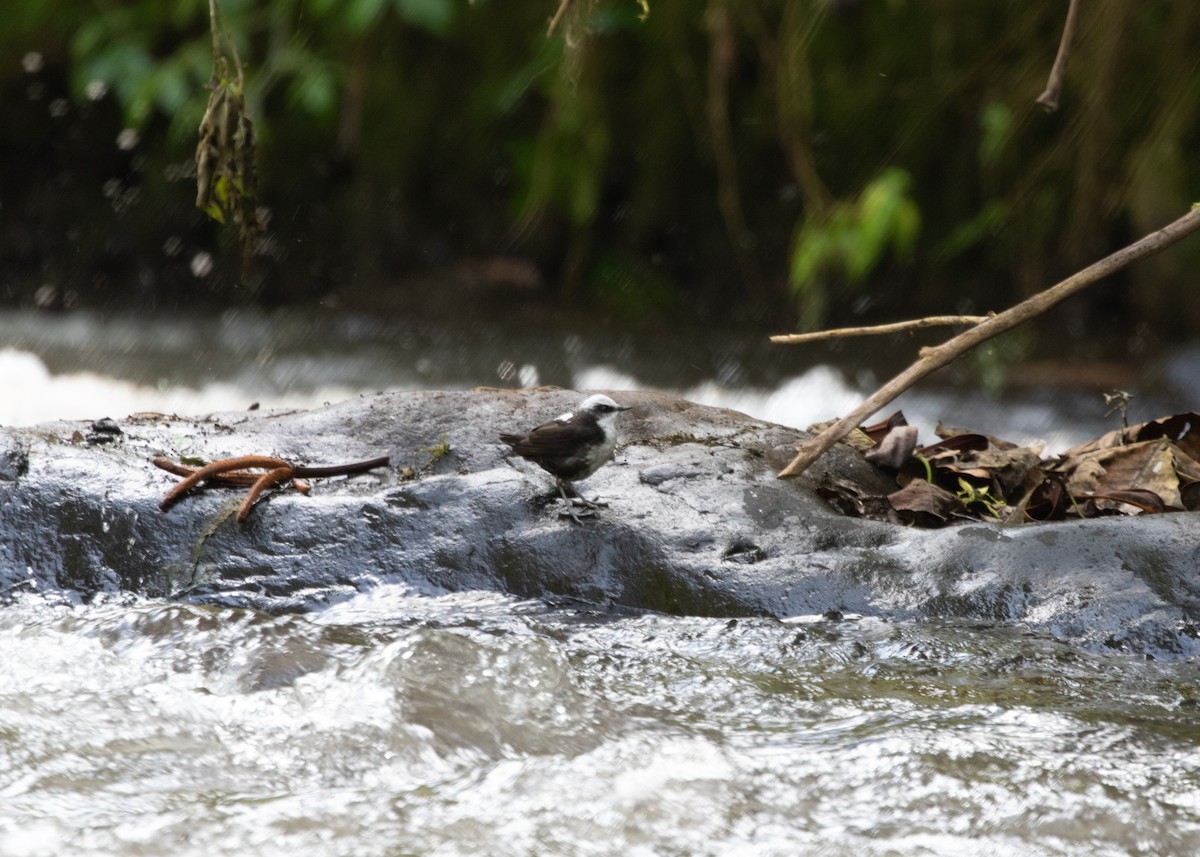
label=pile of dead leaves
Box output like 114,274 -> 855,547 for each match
817,411 -> 1200,527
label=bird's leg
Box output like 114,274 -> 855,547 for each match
560,480 -> 608,510
552,472 -> 590,520
556,479 -> 596,521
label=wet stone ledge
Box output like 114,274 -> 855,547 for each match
0,389 -> 1197,659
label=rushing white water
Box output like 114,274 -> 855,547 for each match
0,346 -> 360,426
0,307 -> 1146,451
0,587 -> 1197,857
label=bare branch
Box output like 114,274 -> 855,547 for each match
778,206 -> 1200,479
1036,0 -> 1081,112
548,0 -> 573,36
771,315 -> 989,345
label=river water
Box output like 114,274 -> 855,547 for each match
2,308 -> 1199,855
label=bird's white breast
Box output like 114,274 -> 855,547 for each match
579,430 -> 617,478
590,414 -> 620,462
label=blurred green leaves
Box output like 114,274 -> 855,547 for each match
790,167 -> 921,329
979,102 -> 1013,167
3,0 -> 1199,328
307,0 -> 457,34
588,251 -> 679,318
70,2 -> 227,134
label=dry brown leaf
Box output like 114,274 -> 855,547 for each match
920,433 -> 990,457
831,410 -> 1200,526
865,425 -> 920,469
1062,438 -> 1181,509
1076,488 -> 1171,515
887,479 -> 966,525
860,411 -> 909,444
958,446 -> 1044,497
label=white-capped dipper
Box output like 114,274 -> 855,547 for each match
500,393 -> 631,521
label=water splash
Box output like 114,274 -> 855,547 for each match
0,590 -> 1196,856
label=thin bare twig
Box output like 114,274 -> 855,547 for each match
207,0 -> 243,88
778,206 -> 1200,479
1036,0 -> 1081,112
294,456 -> 390,479
547,0 -> 573,36
771,315 -> 989,345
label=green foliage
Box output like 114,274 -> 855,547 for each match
69,3 -> 215,129
789,167 -> 920,328
285,59 -> 340,118
587,251 -> 679,319
978,102 -> 1013,167
308,0 -> 456,35
934,200 -> 1006,261
3,0 -> 1200,325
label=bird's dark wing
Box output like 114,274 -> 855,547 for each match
501,418 -> 603,457
499,418 -> 605,481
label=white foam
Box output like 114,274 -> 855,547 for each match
574,363 -> 865,431
0,348 -> 357,427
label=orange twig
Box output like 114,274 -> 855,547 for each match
153,457 -> 264,485
155,453 -> 389,521
159,456 -> 290,511
238,466 -> 294,522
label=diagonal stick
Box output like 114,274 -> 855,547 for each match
778,206 -> 1200,479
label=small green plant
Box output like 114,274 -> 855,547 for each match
420,434 -> 451,468
399,434 -> 452,481
956,477 -> 1005,519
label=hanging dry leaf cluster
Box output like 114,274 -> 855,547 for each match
195,0 -> 262,271
195,53 -> 262,269
817,411 -> 1200,527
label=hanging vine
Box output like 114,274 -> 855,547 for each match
194,0 -> 262,272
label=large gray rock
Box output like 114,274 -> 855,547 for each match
1,389 -> 1197,658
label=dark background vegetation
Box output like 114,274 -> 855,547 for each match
1,0 -> 1198,337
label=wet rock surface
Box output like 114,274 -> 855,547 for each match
1,389 -> 1197,658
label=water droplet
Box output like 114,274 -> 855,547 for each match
116,128 -> 139,151
85,79 -> 108,101
518,364 -> 540,387
33,284 -> 57,308
190,252 -> 214,278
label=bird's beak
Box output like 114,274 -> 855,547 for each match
617,405 -> 633,412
